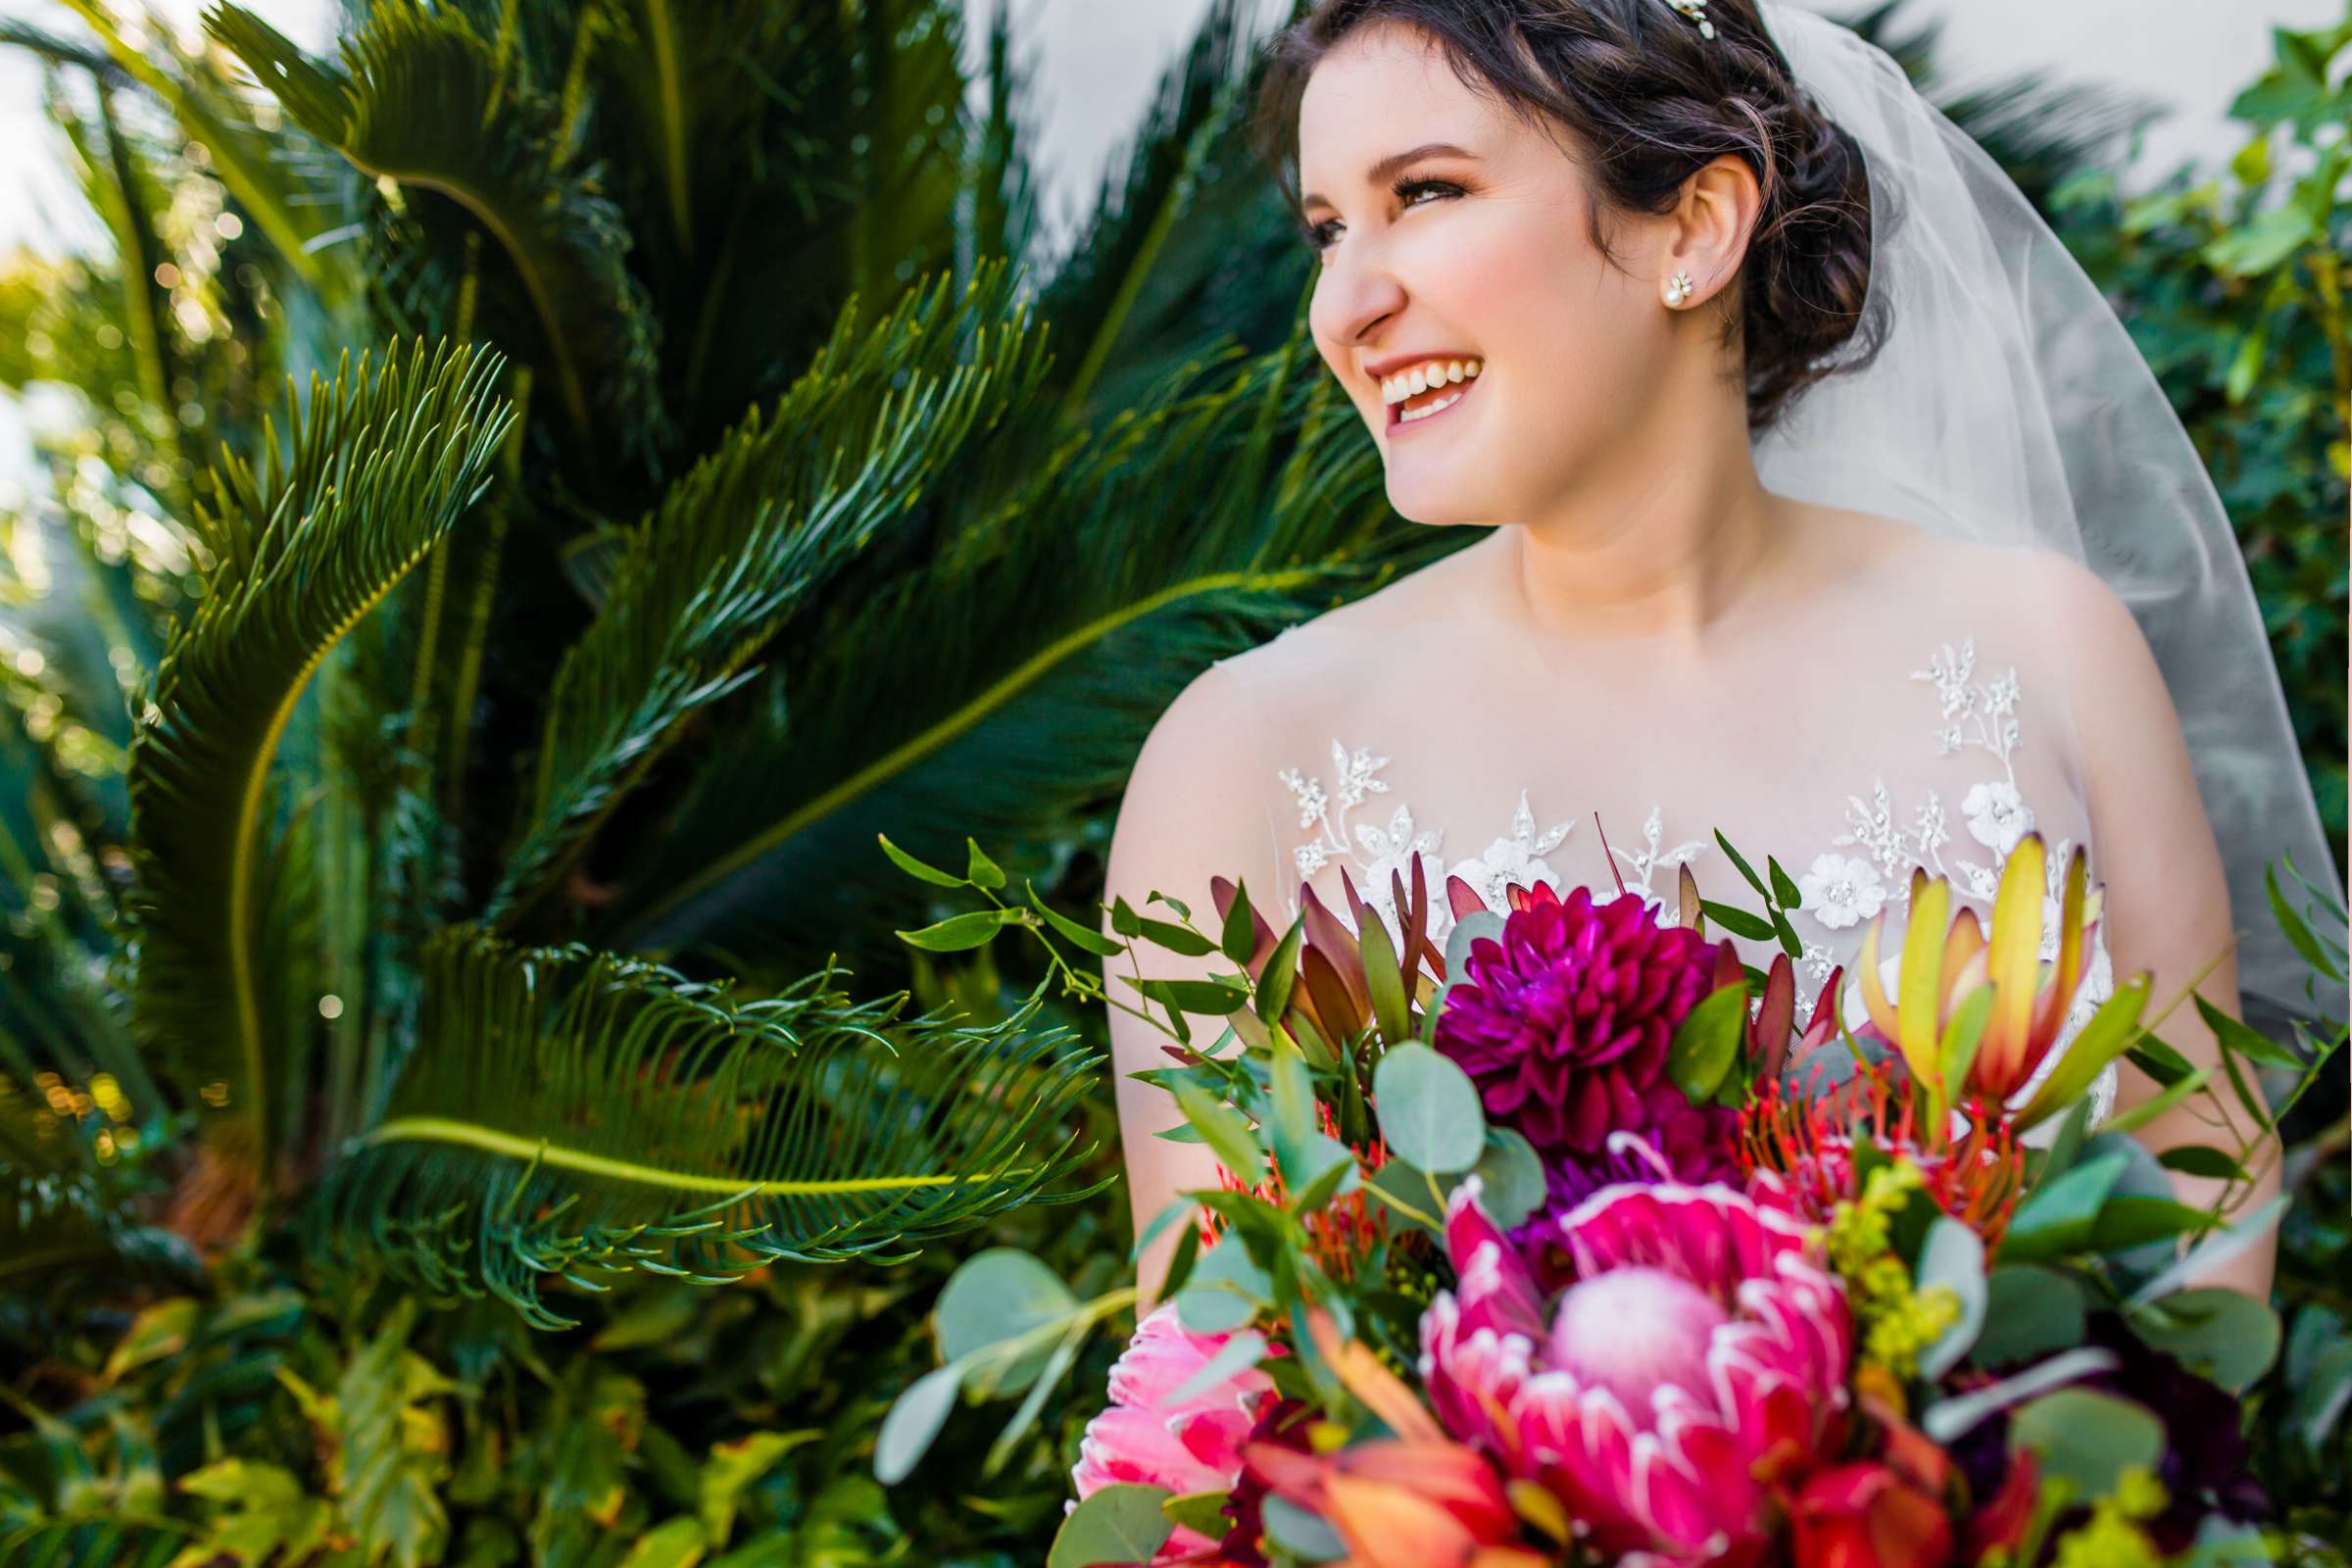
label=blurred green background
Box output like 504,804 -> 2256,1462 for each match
0,1 -> 2343,1563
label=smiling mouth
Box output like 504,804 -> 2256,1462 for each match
1387,370 -> 1479,433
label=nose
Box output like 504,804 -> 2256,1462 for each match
1314,252 -> 1410,372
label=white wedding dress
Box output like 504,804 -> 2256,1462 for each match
1213,536 -> 2121,1129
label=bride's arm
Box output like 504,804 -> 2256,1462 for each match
1100,660 -> 1281,1309
2053,559 -> 2281,1298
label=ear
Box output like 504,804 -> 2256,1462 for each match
1665,154 -> 1762,306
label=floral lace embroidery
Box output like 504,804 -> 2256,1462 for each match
1270,633 -> 2117,1125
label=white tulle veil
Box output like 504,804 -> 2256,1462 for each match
1748,0 -> 2343,1027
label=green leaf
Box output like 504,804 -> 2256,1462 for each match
1697,901 -> 1775,941
1139,977 -> 1252,1016
937,1249 -> 1080,1396
2191,993 -> 2305,1069
491,259 -> 1052,930
701,1432 -> 814,1544
1162,1331 -> 1267,1408
1917,1218 -> 1987,1381
2155,1146 -> 2246,1181
1028,880 -> 1128,958
2007,1389 -> 2165,1500
324,928 -> 1102,1329
1176,1237 -> 1270,1334
1171,1081 -> 1267,1189
877,833 -> 965,888
2014,976 -> 2151,1130
1138,915 -> 1218,956
2127,1288 -> 2281,1395
2000,1152 -> 2131,1262
1714,831 -> 1771,899
1262,1495 -> 1348,1560
2089,1196 -> 2221,1254
1666,983 -> 1747,1103
897,907 -> 1020,952
1971,1266 -> 2088,1368
1162,1492 -> 1235,1543
964,838 -> 1006,891
1356,909 -> 1412,1048
1372,1044 -> 1485,1175
1468,1128 -> 1545,1232
126,340 -> 511,1178
1256,915 -> 1304,1030
617,1518 -> 707,1568
873,1365 -> 960,1486
1766,855 -> 1804,911
1220,880 -> 1259,966
1049,1484 -> 1175,1568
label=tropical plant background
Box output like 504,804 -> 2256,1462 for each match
0,0 -> 2342,1563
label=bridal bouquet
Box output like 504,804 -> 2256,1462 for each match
875,830 -> 2343,1568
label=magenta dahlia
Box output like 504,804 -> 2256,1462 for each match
1421,1177 -> 1853,1566
1434,880 -> 1731,1179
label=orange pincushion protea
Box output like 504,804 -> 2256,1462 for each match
1201,1100 -> 1390,1278
1739,1052 -> 2026,1250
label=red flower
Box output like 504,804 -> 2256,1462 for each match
1791,1462 -> 1956,1568
1432,880 -> 1727,1161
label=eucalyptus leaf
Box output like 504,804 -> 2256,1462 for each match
1467,1129 -> 1545,1231
1916,1218 -> 1987,1381
1971,1266 -> 2088,1368
1049,1484 -> 1175,1568
2007,1389 -> 2165,1499
936,1250 -> 1079,1396
873,1365 -> 960,1485
2127,1287 -> 2280,1395
1372,1044 -> 1486,1175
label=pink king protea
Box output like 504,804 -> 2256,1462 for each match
1433,881 -> 1735,1182
1071,1302 -> 1277,1558
1420,1177 -> 1854,1567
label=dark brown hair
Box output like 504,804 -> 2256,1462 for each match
1250,0 -> 1888,436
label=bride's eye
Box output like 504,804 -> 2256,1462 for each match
1303,175 -> 1466,257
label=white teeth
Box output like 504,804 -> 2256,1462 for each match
1397,388 -> 1464,423
1382,357 -> 1481,404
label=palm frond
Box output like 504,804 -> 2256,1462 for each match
208,0 -> 662,447
125,340 -> 512,1176
607,313 -> 1446,965
481,257 -> 1054,925
308,924 -> 1103,1329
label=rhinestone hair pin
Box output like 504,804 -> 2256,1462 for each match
1665,0 -> 1717,39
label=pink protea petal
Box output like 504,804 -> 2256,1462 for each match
1421,1180 -> 1856,1566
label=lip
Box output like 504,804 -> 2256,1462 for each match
1361,349 -> 1480,384
1384,366 -> 1479,436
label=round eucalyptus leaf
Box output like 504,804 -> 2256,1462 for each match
2008,1388 -> 2164,1500
873,1364 -> 960,1485
1373,1044 -> 1486,1175
1916,1217 -> 1987,1381
1468,1128 -> 1545,1231
2129,1287 -> 2282,1395
935,1249 -> 1078,1395
1049,1484 -> 1176,1568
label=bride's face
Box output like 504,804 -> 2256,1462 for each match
1298,22 -> 1671,523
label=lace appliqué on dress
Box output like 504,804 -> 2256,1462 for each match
1271,633 -> 2118,1131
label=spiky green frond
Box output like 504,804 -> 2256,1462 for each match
208,0 -> 661,444
481,258 -> 1054,923
125,340 -> 512,1175
608,317 -> 1450,965
309,924 -> 1102,1329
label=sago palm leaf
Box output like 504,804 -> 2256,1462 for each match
125,339 -> 513,1179
208,0 -> 661,447
309,923 -> 1102,1329
608,318 -> 1449,966
481,258 -> 1053,925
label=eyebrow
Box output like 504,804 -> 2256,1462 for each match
1299,142 -> 1479,212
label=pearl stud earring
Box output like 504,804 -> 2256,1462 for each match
1665,270 -> 1695,307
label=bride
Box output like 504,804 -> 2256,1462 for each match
1102,0 -> 2336,1302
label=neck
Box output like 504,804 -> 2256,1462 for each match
1495,391 -> 1787,647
